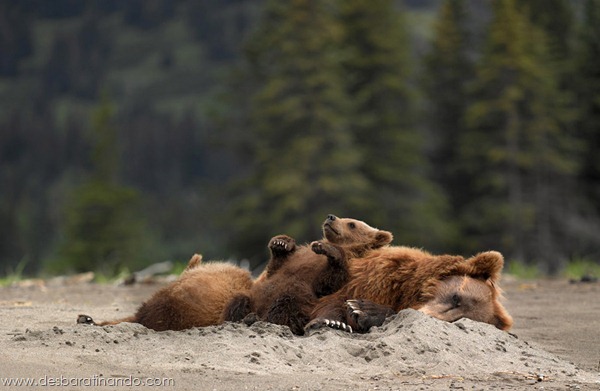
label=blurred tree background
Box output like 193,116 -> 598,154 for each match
0,0 -> 598,277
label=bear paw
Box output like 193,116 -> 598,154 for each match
310,241 -> 326,254
304,317 -> 353,334
242,312 -> 259,327
345,299 -> 395,333
269,235 -> 296,255
310,241 -> 339,257
77,314 -> 95,325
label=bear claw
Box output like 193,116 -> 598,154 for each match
304,318 -> 353,334
324,319 -> 353,333
269,235 -> 296,254
347,300 -> 366,316
347,300 -> 359,310
274,240 -> 287,249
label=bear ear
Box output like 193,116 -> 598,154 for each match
373,230 -> 393,248
466,251 -> 504,281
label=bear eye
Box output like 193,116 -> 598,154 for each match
451,294 -> 461,308
348,222 -> 356,229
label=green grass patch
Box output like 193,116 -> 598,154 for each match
506,260 -> 541,279
564,258 -> 600,280
93,266 -> 131,284
0,260 -> 28,287
169,261 -> 188,276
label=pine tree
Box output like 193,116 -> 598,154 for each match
461,0 -> 578,272
514,0 -> 600,264
338,0 -> 451,249
228,0 -> 368,263
422,0 -> 474,246
578,0 -> 600,216
52,97 -> 147,274
515,0 -> 574,62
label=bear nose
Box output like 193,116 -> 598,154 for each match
327,214 -> 337,221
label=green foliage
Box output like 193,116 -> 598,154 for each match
339,0 -> 452,249
577,0 -> 600,216
225,0 -> 453,260
49,99 -> 149,275
459,0 -> 579,272
516,0 -> 574,61
422,0 -> 474,249
506,259 -> 540,279
169,261 -> 189,277
1,1 -> 600,277
93,265 -> 131,284
0,259 -> 28,286
90,95 -> 119,182
227,0 -> 369,262
51,180 -> 145,274
564,258 -> 600,280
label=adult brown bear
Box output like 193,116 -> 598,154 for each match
222,215 -> 393,335
305,246 -> 513,333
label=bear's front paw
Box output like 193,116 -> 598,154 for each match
269,235 -> 296,255
304,317 -> 353,334
311,241 -> 335,255
311,241 -> 342,260
311,241 -> 326,255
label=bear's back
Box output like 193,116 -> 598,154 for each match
135,262 -> 253,330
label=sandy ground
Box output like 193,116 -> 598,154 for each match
1,277 -> 599,390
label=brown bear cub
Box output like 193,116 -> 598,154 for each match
222,215 -> 393,335
306,247 -> 513,334
77,254 -> 253,331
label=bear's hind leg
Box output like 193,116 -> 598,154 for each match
265,294 -> 311,336
222,293 -> 253,322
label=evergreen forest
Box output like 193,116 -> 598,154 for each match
1,0 -> 599,278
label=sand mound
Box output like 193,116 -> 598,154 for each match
7,309 -> 598,389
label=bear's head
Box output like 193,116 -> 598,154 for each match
418,251 -> 513,330
322,214 -> 393,250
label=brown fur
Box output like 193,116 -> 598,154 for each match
308,247 -> 513,333
222,215 -> 393,335
78,254 -> 253,331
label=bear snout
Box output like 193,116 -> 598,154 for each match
327,214 -> 337,222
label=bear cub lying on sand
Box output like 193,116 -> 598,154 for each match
222,215 -> 393,335
77,254 -> 253,331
